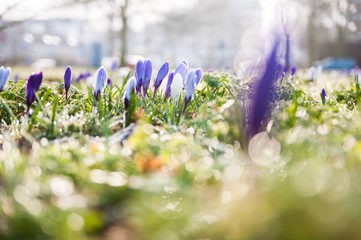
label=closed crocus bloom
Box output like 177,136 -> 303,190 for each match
195,68 -> 203,86
94,66 -> 107,101
153,61 -> 169,97
26,72 -> 43,115
174,62 -> 188,81
107,78 -> 112,88
64,66 -> 71,101
165,71 -> 175,99
184,70 -> 196,104
171,73 -> 183,105
135,60 -> 144,96
321,88 -> 326,105
124,76 -> 136,110
0,66 -> 11,92
143,60 -> 152,97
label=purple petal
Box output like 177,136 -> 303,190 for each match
124,76 -> 136,110
135,60 -> 145,95
107,78 -> 112,88
165,71 -> 175,98
195,68 -> 203,86
94,66 -> 107,100
143,60 -> 153,94
321,88 -> 326,105
184,70 -> 196,103
26,72 -> 43,112
175,62 -> 188,81
64,66 -> 72,91
249,38 -> 280,137
153,62 -> 169,96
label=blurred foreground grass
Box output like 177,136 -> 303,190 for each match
1,68 -> 361,239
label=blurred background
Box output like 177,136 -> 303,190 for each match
0,0 -> 360,72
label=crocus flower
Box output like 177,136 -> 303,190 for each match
135,60 -> 144,96
124,76 -> 136,110
94,66 -> 107,101
171,73 -> 183,105
111,60 -> 119,72
165,71 -> 175,99
26,72 -> 43,115
195,68 -> 203,86
13,74 -> 19,83
174,62 -> 188,81
291,66 -> 297,76
76,72 -> 91,82
184,70 -> 196,104
0,66 -> 11,92
249,38 -> 279,137
107,78 -> 112,88
153,61 -> 169,97
321,88 -> 326,105
143,60 -> 152,98
64,66 -> 71,101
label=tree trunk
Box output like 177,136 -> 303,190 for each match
120,0 -> 129,67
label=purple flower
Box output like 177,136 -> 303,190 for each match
0,66 -> 11,92
143,60 -> 152,98
94,66 -> 107,101
124,76 -> 136,110
64,66 -> 72,101
174,62 -> 188,81
321,88 -> 326,105
195,68 -> 203,86
291,66 -> 297,76
249,38 -> 280,137
111,60 -> 119,72
135,60 -> 144,96
153,61 -> 169,97
13,74 -> 19,83
107,78 -> 112,88
184,70 -> 196,104
26,72 -> 43,115
165,71 -> 175,99
76,72 -> 91,82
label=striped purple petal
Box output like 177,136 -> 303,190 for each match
143,60 -> 153,97
165,71 -> 175,99
135,60 -> 144,96
153,61 -> 169,97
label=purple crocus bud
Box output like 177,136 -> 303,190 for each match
184,70 -> 196,104
143,60 -> 152,97
107,78 -> 112,88
77,72 -> 91,82
26,72 -> 43,115
135,60 -> 144,96
291,66 -> 297,76
153,61 -> 169,97
0,67 -> 11,92
195,68 -> 203,86
94,66 -> 107,101
111,60 -> 119,72
175,62 -> 188,81
64,66 -> 72,101
249,37 -> 280,137
165,71 -> 175,99
13,74 -> 19,83
123,76 -> 136,110
321,88 -> 326,105
182,60 -> 189,67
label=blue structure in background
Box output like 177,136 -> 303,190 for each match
91,43 -> 103,67
314,57 -> 356,71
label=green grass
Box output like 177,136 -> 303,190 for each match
1,70 -> 361,239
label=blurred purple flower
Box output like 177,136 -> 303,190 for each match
13,74 -> 19,83
0,66 -> 11,92
64,66 -> 72,101
143,60 -> 152,98
135,60 -> 144,96
124,76 -> 136,110
26,72 -> 43,115
291,66 -> 297,76
94,66 -> 107,101
165,71 -> 175,99
107,78 -> 112,88
76,72 -> 91,82
153,61 -> 169,97
249,38 -> 280,137
321,88 -> 326,105
195,68 -> 203,86
111,60 -> 119,72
